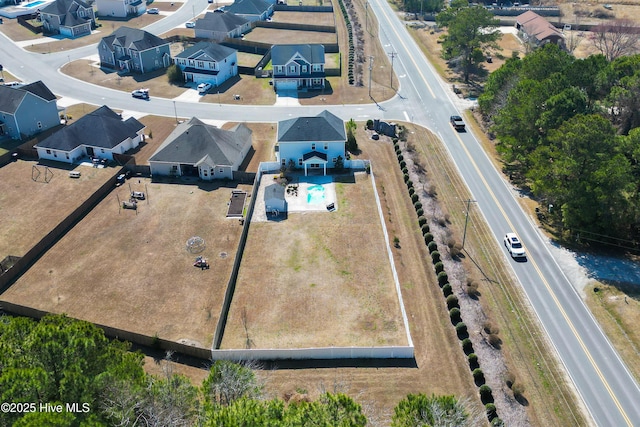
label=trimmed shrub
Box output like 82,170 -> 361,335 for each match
479,384 -> 493,403
414,201 -> 422,210
491,418 -> 504,426
403,174 -> 409,183
450,307 -> 461,324
418,216 -> 427,226
397,154 -> 404,162
485,403 -> 497,420
437,271 -> 448,286
468,352 -> 479,369
446,294 -> 459,309
427,241 -> 438,252
431,251 -> 441,263
461,338 -> 473,354
473,368 -> 486,385
407,180 -> 414,189
399,160 -> 406,169
396,148 -> 402,156
411,193 -> 419,203
408,187 -> 415,197
424,233 -> 434,244
434,261 -> 444,274
442,283 -> 453,296
416,208 -> 424,217
366,119 -> 373,130
455,321 -> 468,339
421,224 -> 430,234
402,167 -> 409,175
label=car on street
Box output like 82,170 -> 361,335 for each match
450,115 -> 465,131
185,21 -> 196,28
147,7 -> 159,13
197,82 -> 212,94
131,88 -> 149,99
504,232 -> 526,258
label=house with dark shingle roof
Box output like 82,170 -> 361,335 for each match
96,0 -> 146,18
174,42 -> 238,87
98,26 -> 171,73
271,44 -> 325,92
149,118 -> 252,180
276,110 -> 345,176
39,0 -> 95,38
194,12 -> 251,42
35,105 -> 145,164
515,11 -> 565,49
0,81 -> 60,140
225,0 -> 272,22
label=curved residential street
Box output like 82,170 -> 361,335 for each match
1,0 -> 640,424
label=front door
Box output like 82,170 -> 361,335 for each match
86,147 -> 94,157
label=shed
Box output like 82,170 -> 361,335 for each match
264,183 -> 286,213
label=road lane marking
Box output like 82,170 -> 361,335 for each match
449,129 -> 633,426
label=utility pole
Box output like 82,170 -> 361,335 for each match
368,56 -> 374,99
173,100 -> 178,124
462,199 -> 477,249
387,51 -> 396,89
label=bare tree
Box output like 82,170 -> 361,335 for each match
591,19 -> 640,61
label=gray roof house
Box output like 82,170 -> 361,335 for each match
194,12 -> 251,42
0,81 -> 60,140
35,105 -> 145,164
39,0 -> 95,38
173,42 -> 238,87
225,0 -> 273,22
276,110 -> 345,176
149,117 -> 252,181
271,44 -> 325,92
98,26 -> 171,73
96,0 -> 146,18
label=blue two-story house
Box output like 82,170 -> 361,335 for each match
0,81 -> 60,140
271,44 -> 325,92
98,27 -> 171,74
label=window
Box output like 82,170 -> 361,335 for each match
301,65 -> 307,73
324,143 -> 328,150
219,169 -> 224,173
37,121 -> 42,129
289,65 -> 296,73
332,157 -> 337,163
311,143 -> 316,150
101,149 -> 105,153
203,171 -> 208,176
171,165 -> 178,172
298,158 -> 303,166
281,159 -> 286,166
198,61 -> 204,68
46,149 -> 51,154
53,152 -> 57,157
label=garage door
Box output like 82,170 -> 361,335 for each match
276,80 -> 298,91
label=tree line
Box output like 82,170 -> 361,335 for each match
478,44 -> 640,243
0,314 -> 483,426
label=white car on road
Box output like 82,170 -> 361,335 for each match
504,232 -> 526,258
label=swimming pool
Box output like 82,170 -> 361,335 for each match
22,0 -> 46,7
307,184 -> 326,205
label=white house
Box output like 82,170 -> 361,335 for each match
149,118 -> 252,181
97,0 -> 146,18
264,183 -> 286,213
276,110 -> 346,176
173,42 -> 238,87
34,105 -> 145,164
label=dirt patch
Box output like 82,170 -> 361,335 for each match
2,177 -> 251,346
221,172 -> 407,349
273,11 -> 336,26
244,27 -> 338,45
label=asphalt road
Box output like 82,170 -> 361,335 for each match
2,1 -> 640,425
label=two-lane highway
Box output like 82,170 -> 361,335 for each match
2,0 -> 639,423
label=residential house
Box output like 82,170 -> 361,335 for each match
515,11 -> 565,49
149,118 -> 252,181
194,12 -> 251,42
276,110 -> 345,176
225,0 -> 272,22
96,0 -> 146,18
174,42 -> 238,87
98,26 -> 171,73
39,0 -> 95,38
0,81 -> 60,140
34,105 -> 145,163
271,44 -> 325,92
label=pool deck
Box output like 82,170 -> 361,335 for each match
0,1 -> 54,18
252,173 -> 337,222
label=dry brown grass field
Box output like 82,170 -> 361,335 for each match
221,172 -> 407,349
0,159 -> 113,259
244,27 -> 338,45
272,11 -> 336,26
2,177 -> 251,347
